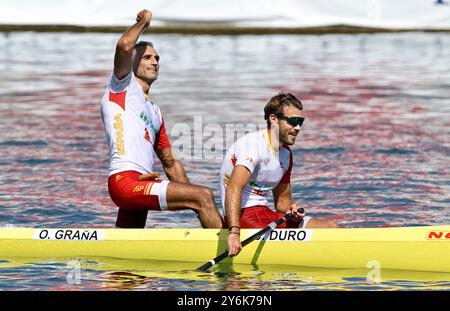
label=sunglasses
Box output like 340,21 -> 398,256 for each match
276,114 -> 305,127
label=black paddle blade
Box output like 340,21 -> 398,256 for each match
196,251 -> 229,272
196,261 -> 213,272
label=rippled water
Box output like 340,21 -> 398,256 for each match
0,31 -> 449,290
1,258 -> 449,291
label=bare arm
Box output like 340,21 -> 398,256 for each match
114,9 -> 152,80
273,182 -> 305,220
272,182 -> 293,213
226,165 -> 252,257
155,148 -> 190,183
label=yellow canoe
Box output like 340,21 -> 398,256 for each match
0,226 -> 449,272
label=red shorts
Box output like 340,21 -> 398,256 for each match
108,170 -> 170,228
239,206 -> 301,229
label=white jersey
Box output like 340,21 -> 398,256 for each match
101,72 -> 170,177
219,130 -> 293,213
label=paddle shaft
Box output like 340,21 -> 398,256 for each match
196,211 -> 300,271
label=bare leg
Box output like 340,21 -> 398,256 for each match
115,209 -> 148,228
306,218 -> 340,228
166,182 -> 223,228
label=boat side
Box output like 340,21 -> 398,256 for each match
0,226 -> 449,272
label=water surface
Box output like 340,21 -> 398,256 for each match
0,32 -> 449,290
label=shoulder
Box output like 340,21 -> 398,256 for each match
233,131 -> 263,150
230,131 -> 265,165
236,131 -> 264,144
108,71 -> 138,92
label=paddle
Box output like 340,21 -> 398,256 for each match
196,208 -> 304,272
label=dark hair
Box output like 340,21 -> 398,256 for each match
264,93 -> 303,127
136,41 -> 154,49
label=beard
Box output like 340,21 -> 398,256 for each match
280,130 -> 298,146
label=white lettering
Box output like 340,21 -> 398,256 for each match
177,295 -> 211,308
367,260 -> 381,285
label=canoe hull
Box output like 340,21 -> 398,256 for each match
0,226 -> 449,272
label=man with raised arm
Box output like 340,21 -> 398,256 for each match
220,93 -> 339,256
101,9 -> 223,228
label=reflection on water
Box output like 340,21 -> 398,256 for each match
1,258 -> 449,291
0,32 -> 449,290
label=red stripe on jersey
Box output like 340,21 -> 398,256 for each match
154,118 -> 171,150
279,146 -> 293,184
231,153 -> 237,166
144,128 -> 152,143
109,91 -> 127,110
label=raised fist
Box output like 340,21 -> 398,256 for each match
136,9 -> 152,27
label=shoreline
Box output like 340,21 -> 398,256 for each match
1,24 -> 450,35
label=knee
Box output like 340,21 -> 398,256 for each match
198,187 -> 215,205
306,219 -> 340,229
326,220 -> 340,228
193,187 -> 216,210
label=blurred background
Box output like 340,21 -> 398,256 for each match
1,0 -> 450,30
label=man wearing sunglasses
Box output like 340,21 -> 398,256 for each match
220,93 -> 339,257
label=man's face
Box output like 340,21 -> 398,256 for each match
276,105 -> 303,146
134,45 -> 159,84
